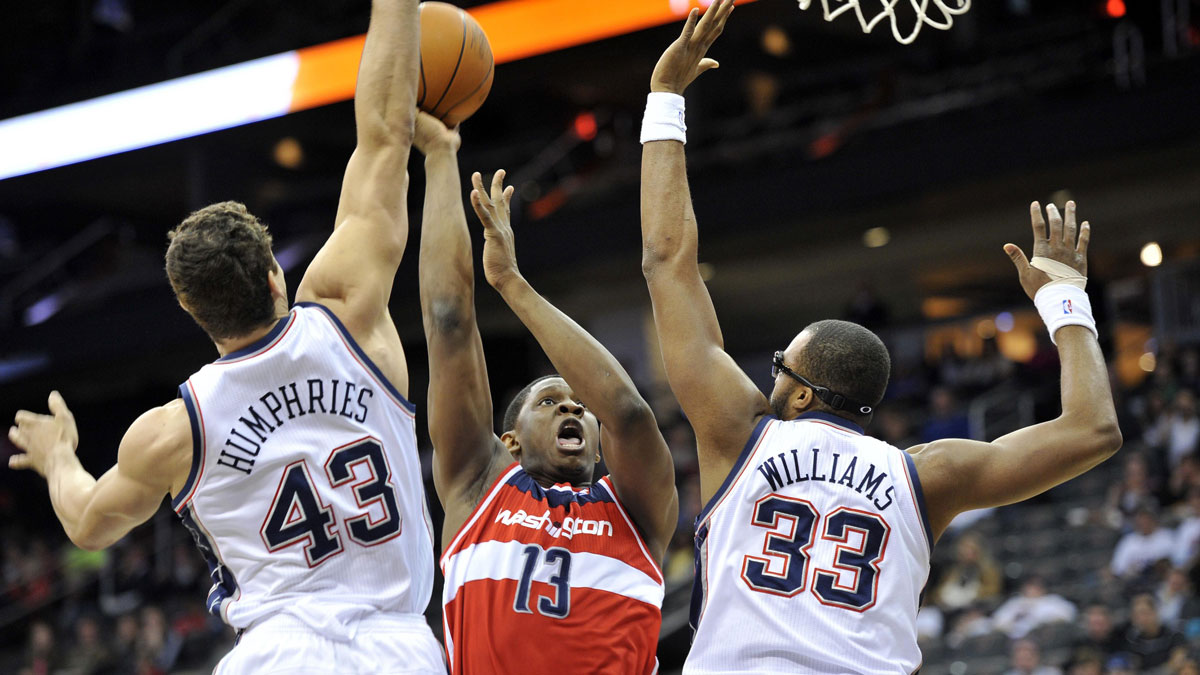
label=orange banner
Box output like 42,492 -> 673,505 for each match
290,0 -> 757,111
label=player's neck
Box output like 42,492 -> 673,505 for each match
525,466 -> 592,490
213,312 -> 290,356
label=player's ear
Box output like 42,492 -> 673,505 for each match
792,384 -> 816,414
175,293 -> 195,315
500,430 -> 521,460
266,265 -> 287,302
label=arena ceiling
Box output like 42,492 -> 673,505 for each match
0,0 -> 1197,393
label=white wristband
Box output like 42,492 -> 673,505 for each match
640,92 -> 686,145
1034,284 -> 1097,344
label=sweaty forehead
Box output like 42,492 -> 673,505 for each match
784,330 -> 812,362
527,377 -> 573,405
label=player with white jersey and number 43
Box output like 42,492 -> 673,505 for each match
6,1 -> 445,673
637,2 -> 1123,672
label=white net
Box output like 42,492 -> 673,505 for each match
796,0 -> 972,45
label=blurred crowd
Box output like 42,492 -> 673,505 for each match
910,344 -> 1200,675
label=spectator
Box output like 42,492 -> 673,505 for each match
1102,653 -> 1136,675
62,614 -> 113,675
1181,350 -> 1200,393
875,407 -> 917,449
934,532 -> 1003,612
1065,652 -> 1103,675
1145,389 -> 1200,470
916,604 -> 945,642
1067,604 -> 1123,667
1168,456 -> 1200,507
1110,506 -> 1175,581
944,604 -> 994,650
100,543 -> 150,616
1004,638 -> 1062,675
1106,454 -> 1158,524
22,620 -> 60,675
135,605 -> 182,675
1174,486 -> 1200,569
992,576 -> 1078,639
921,386 -> 971,442
1156,567 -> 1198,630
1117,594 -> 1187,670
111,613 -> 139,673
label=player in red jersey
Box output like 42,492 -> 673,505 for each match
414,113 -> 679,674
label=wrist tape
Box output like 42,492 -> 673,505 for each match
1030,256 -> 1087,290
640,92 -> 686,145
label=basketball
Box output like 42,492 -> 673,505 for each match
418,2 -> 494,128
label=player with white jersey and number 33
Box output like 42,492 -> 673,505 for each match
6,1 -> 446,673
638,2 -> 1123,673
414,110 -> 677,674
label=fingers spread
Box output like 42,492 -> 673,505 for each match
681,8 -> 699,41
491,170 -> 507,201
698,58 -> 719,73
1046,203 -> 1062,243
503,185 -> 515,205
1076,221 -> 1091,254
1029,201 -> 1046,241
470,172 -> 487,200
1063,200 -> 1078,246
1005,243 -> 1030,272
48,391 -> 72,423
8,425 -> 24,448
469,191 -> 492,226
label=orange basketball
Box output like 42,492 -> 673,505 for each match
417,2 -> 494,128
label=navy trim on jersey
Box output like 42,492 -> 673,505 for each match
504,467 -> 616,508
695,414 -> 775,526
294,302 -> 417,415
171,384 -> 203,511
178,504 -> 239,618
795,410 -> 864,435
688,521 -> 710,636
214,313 -> 292,363
903,450 -> 935,554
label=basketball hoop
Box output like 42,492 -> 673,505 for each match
797,0 -> 972,45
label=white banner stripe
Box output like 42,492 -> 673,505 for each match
443,539 -> 663,607
0,52 -> 299,181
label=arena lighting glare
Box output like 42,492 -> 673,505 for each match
0,0 -> 759,182
1140,242 -> 1163,267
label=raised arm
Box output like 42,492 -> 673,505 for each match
8,393 -> 190,550
910,201 -> 1122,540
470,171 -> 678,559
414,115 -> 507,534
295,0 -> 420,378
639,0 -> 767,495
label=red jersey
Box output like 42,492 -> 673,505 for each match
440,463 -> 664,674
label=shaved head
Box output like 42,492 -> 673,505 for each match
772,319 -> 891,423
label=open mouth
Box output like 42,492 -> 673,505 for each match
555,418 -> 585,452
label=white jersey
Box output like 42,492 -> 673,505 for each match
172,302 -> 435,640
685,412 -> 932,674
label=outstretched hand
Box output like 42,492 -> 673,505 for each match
9,391 -> 79,477
651,0 -> 735,95
470,170 -> 520,290
1005,200 -> 1090,301
413,111 -> 461,156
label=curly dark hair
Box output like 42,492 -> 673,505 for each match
502,374 -> 562,434
165,201 -> 278,339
